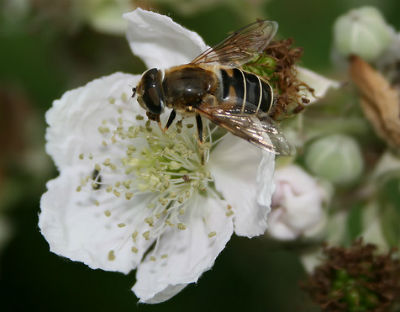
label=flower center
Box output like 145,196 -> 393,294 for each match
114,114 -> 213,234
76,93 -> 224,253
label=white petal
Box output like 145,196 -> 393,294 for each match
45,72 -> 140,171
133,194 -> 233,303
268,165 -> 328,240
39,167 -> 154,274
208,134 -> 275,238
267,209 -> 298,240
124,8 -> 207,69
296,67 -> 339,104
283,192 -> 324,231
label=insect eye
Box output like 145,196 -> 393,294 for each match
131,87 -> 137,97
141,68 -> 165,114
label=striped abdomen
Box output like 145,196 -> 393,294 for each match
219,68 -> 273,114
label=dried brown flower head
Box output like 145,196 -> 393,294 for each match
303,240 -> 400,312
242,38 -> 314,121
350,55 -> 400,149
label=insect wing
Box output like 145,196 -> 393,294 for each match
197,106 -> 292,155
190,20 -> 278,68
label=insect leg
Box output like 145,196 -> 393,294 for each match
164,109 -> 176,132
196,113 -> 203,143
196,114 -> 205,165
146,112 -> 163,131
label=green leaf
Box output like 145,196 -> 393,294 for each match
379,178 -> 400,247
346,202 -> 364,244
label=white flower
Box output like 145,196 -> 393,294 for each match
39,8 -> 336,303
268,165 -> 328,240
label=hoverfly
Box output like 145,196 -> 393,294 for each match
132,20 -> 292,155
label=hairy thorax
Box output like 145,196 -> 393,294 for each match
162,64 -> 219,113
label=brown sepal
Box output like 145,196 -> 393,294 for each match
350,55 -> 400,149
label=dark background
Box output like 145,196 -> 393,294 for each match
1,0 -> 399,311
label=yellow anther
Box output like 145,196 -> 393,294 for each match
118,223 -> 126,228
143,231 -> 150,240
159,198 -> 169,206
165,220 -> 174,227
131,247 -> 138,253
150,256 -> 156,262
161,254 -> 168,259
76,186 -> 82,192
79,153 -> 84,160
94,200 -> 100,206
121,92 -> 128,102
226,210 -> 234,217
103,158 -> 111,166
208,231 -> 217,238
123,180 -> 132,189
94,164 -> 101,171
104,210 -> 111,217
108,250 -> 115,261
145,217 -> 154,227
106,185 -> 112,193
125,192 -> 134,200
169,161 -> 181,170
102,140 -> 108,147
113,190 -> 121,197
98,126 -> 110,134
108,97 -> 115,104
131,231 -> 138,242
177,223 -> 186,230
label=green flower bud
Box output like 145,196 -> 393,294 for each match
305,134 -> 363,185
84,0 -> 134,35
333,6 -> 392,62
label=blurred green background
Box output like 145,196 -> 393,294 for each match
1,0 -> 400,311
